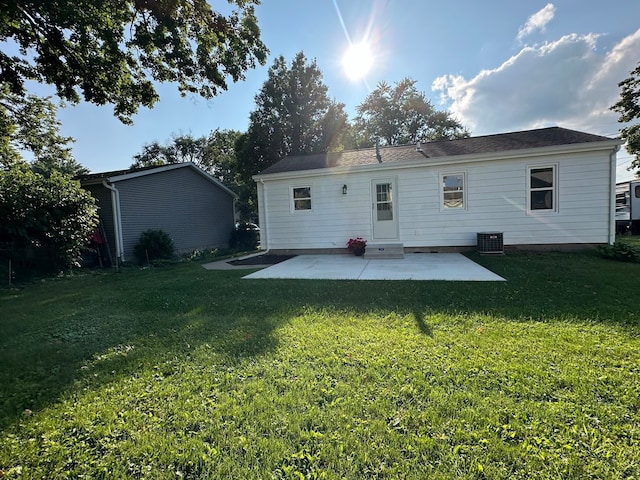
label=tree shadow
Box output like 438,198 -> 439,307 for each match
412,310 -> 433,336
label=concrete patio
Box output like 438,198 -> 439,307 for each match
203,253 -> 505,281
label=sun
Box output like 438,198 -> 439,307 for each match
342,42 -> 374,81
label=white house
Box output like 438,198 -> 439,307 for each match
253,127 -> 622,254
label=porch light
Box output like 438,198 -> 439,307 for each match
342,184 -> 348,195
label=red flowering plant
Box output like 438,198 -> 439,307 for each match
347,237 -> 367,255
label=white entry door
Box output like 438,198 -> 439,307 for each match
372,178 -> 399,240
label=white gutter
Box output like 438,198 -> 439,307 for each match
102,180 -> 125,263
609,145 -> 621,244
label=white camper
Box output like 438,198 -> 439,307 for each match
616,180 -> 640,234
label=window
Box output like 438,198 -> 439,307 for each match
292,186 -> 311,211
528,165 -> 556,211
441,173 -> 465,210
375,183 -> 393,220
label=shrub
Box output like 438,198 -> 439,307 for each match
133,229 -> 175,264
0,164 -> 98,279
596,242 -> 639,262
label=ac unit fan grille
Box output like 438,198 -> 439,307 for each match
477,232 -> 504,254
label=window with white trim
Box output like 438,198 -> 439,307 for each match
292,186 -> 312,211
528,165 -> 556,211
441,172 -> 466,210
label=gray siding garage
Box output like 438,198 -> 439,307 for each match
78,163 -> 237,263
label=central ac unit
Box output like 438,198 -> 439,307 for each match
477,232 -> 504,254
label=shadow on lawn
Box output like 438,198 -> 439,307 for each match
412,310 -> 434,336
0,251 -> 638,431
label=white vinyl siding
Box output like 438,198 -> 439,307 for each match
257,149 -> 613,250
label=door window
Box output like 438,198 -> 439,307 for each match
376,183 -> 393,221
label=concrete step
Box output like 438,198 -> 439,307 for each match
364,243 -> 405,259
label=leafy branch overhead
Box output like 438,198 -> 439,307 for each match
0,0 -> 268,123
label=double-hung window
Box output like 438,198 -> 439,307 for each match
292,186 -> 312,211
528,165 -> 557,212
441,172 -> 466,210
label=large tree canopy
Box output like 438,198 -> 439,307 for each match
0,0 -> 268,123
612,62 -> 640,175
354,78 -> 469,147
237,51 -> 348,181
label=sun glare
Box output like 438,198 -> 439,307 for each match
342,42 -> 374,81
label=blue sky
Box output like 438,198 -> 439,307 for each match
46,1 -> 640,180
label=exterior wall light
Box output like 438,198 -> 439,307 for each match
342,184 -> 348,195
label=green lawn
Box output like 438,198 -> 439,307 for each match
618,234 -> 640,249
1,251 -> 639,479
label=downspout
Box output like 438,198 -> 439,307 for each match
259,178 -> 270,253
102,180 -> 125,263
232,196 -> 238,224
608,145 -> 621,245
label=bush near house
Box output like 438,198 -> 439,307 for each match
133,229 -> 175,264
229,222 -> 260,251
597,241 -> 640,262
0,164 -> 98,280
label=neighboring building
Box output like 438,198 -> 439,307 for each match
78,162 -> 237,263
253,127 -> 622,253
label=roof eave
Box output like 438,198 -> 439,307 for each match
252,138 -> 623,181
88,162 -> 238,198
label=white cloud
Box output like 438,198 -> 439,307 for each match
517,3 -> 556,41
433,29 -> 640,135
433,28 -> 640,181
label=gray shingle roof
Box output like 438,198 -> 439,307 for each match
74,164 -> 166,183
257,127 -> 617,176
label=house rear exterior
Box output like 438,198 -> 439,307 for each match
253,127 -> 622,253
79,162 -> 237,263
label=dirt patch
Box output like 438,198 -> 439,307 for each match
227,254 -> 296,266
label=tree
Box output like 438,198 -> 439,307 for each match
611,62 -> 640,175
353,78 -> 469,147
202,129 -> 243,188
236,52 -> 349,182
0,161 -> 98,275
0,0 -> 268,123
131,129 -> 241,187
0,87 -> 88,176
131,135 -> 206,168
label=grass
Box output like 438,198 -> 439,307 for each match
618,234 -> 640,249
1,250 -> 639,478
